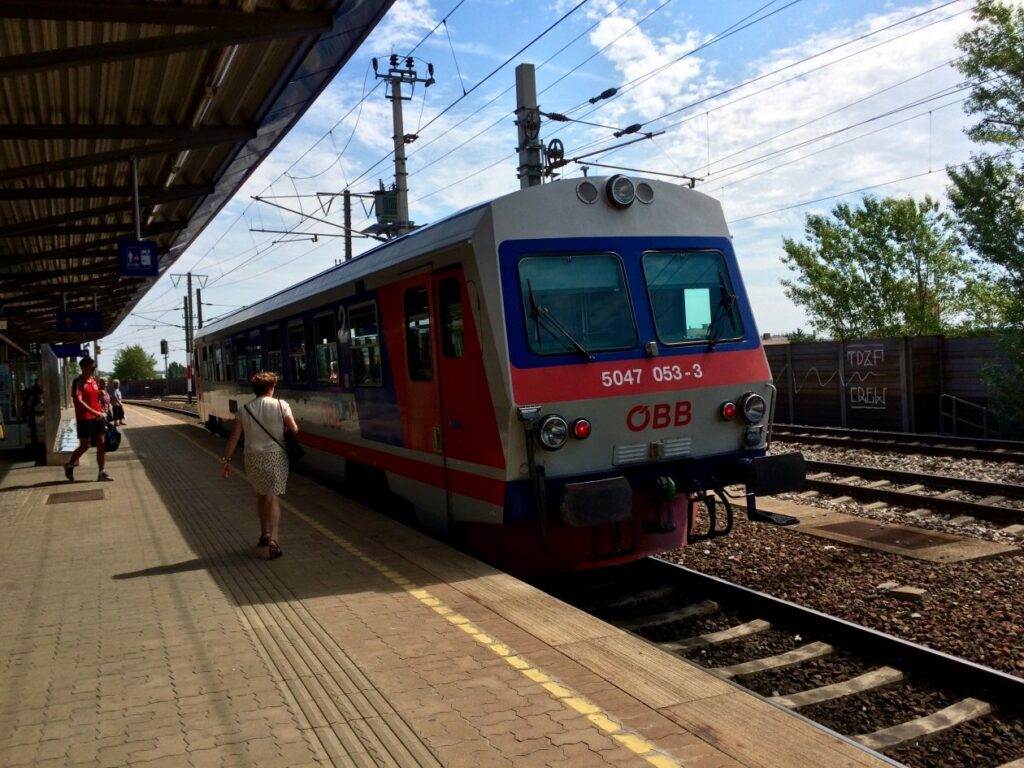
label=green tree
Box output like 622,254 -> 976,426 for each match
784,328 -> 818,343
167,361 -> 186,379
780,195 -> 975,340
948,0 -> 1024,435
112,345 -> 158,382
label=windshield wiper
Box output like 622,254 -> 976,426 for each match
706,292 -> 737,350
528,281 -> 595,361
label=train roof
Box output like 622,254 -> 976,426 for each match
197,177 -> 727,339
197,199 -> 490,338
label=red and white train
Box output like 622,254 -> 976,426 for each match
195,175 -> 804,574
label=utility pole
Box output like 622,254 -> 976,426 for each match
373,55 -> 434,236
515,63 -> 543,189
196,288 -> 203,329
171,271 -> 207,404
344,190 -> 352,262
182,299 -> 189,400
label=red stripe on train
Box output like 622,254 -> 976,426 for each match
510,347 -> 771,403
297,430 -> 506,506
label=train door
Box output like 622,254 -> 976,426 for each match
433,268 -> 505,526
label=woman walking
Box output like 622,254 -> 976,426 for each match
220,372 -> 299,559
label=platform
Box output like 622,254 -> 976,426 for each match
0,406 -> 890,768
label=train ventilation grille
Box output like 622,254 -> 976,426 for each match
613,443 -> 648,465
656,437 -> 692,459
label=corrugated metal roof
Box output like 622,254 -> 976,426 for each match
0,0 -> 393,346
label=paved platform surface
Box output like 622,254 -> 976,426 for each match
758,498 -> 1019,562
1,406 -> 890,767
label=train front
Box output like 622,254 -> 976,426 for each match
476,176 -> 805,574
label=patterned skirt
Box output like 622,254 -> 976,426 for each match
244,449 -> 289,496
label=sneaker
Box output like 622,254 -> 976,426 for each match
97,472 -> 113,482
64,463 -> 74,481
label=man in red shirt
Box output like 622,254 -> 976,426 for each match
65,356 -> 112,482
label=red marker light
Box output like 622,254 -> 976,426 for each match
720,402 -> 737,420
572,418 -> 592,439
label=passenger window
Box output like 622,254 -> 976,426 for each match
266,327 -> 282,376
518,253 -> 636,355
313,313 -> 339,384
349,302 -> 382,387
200,346 -> 209,383
642,251 -> 743,344
288,321 -> 308,384
234,336 -> 247,381
248,331 -> 262,376
439,278 -> 464,358
404,286 -> 432,381
221,342 -> 233,383
214,345 -> 224,382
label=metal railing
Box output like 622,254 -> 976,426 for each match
939,393 -> 997,438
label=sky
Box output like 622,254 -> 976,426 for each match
103,0 -> 1001,369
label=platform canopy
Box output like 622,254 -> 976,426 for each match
0,0 -> 393,347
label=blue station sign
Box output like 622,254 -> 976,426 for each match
51,343 -> 85,358
118,239 -> 160,277
56,310 -> 103,334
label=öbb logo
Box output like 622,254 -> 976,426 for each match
627,401 -> 692,432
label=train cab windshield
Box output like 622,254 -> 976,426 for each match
643,250 -> 743,345
518,253 -> 636,356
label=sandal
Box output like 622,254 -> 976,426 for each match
257,532 -> 271,548
267,540 -> 283,560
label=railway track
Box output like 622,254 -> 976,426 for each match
803,459 -> 1024,525
772,425 -> 1024,464
550,558 -> 1024,768
123,398 -> 198,419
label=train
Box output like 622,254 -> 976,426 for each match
195,175 -> 805,574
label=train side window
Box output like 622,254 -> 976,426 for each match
200,346 -> 210,383
349,302 -> 382,387
404,286 -> 432,381
214,345 -> 224,382
288,320 -> 308,384
439,278 -> 464,358
248,331 -> 262,376
313,313 -> 338,384
222,342 -> 233,383
266,327 -> 282,375
642,251 -> 744,345
234,336 -> 248,381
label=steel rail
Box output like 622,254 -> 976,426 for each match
805,459 -> 1024,501
774,424 -> 1024,453
639,559 -> 1024,705
803,477 -> 1024,524
772,427 -> 1024,464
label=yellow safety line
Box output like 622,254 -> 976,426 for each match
139,409 -> 680,768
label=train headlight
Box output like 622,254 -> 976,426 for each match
571,418 -> 592,440
606,175 -> 635,208
538,414 -> 569,450
741,393 -> 767,424
720,401 -> 737,420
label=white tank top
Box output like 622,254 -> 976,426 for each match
240,397 -> 293,455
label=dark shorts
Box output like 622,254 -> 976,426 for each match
76,418 -> 105,444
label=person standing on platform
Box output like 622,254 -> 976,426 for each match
111,379 -> 126,426
98,377 -> 113,422
65,356 -> 112,482
220,372 -> 298,560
